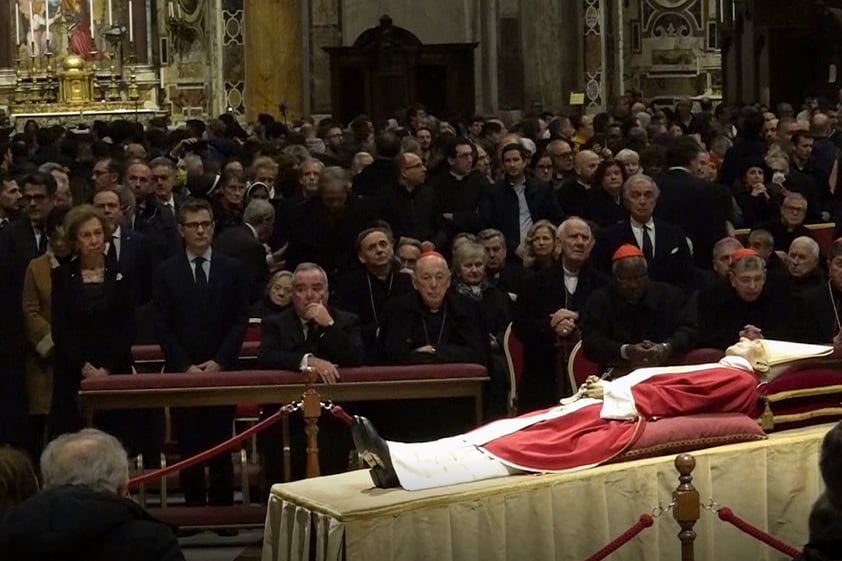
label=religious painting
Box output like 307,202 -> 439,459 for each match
13,0 -> 130,59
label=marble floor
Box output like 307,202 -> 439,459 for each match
180,529 -> 263,561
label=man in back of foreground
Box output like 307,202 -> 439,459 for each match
0,428 -> 184,561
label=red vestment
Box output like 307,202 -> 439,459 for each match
480,365 -> 759,472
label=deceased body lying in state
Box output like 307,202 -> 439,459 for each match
351,338 -> 833,490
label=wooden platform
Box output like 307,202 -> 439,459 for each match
262,423 -> 833,561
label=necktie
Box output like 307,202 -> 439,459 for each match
108,235 -> 119,263
513,184 -> 533,243
194,256 -> 208,289
36,229 -> 47,255
642,224 -> 654,261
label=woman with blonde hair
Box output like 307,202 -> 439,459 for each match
522,219 -> 557,271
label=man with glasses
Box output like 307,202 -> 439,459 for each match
378,152 -> 441,248
759,192 -> 812,251
0,172 -> 56,449
429,138 -> 486,248
697,249 -> 794,350
546,139 -> 576,189
153,198 -> 250,507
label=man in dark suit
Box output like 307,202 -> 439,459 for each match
93,188 -> 156,304
478,228 -> 526,301
150,157 -> 188,216
800,239 -> 842,345
514,218 -> 608,409
654,137 -> 728,269
334,227 -> 414,361
213,198 -> 273,303
377,153 -> 442,247
428,138 -> 486,249
153,198 -> 250,506
481,143 -> 564,259
580,245 -> 697,376
256,262 -> 364,478
257,262 -> 364,376
285,167 -> 377,279
126,160 -> 180,262
594,174 -> 695,290
352,131 -> 401,199
0,171 -> 55,448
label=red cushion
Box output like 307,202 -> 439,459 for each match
235,403 -> 260,417
612,413 -> 766,462
758,367 -> 842,431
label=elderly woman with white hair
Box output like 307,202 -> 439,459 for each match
452,241 -> 511,417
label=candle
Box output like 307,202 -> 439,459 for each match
177,3 -> 182,18
28,1 -> 33,32
168,1 -> 174,18
107,0 -> 112,25
45,0 -> 49,38
15,3 -> 20,46
128,0 -> 133,42
89,0 -> 94,38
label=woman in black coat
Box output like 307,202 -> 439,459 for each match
51,205 -> 135,437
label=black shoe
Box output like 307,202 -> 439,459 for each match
351,415 -> 399,488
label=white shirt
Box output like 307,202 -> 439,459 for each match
562,265 -> 579,295
510,181 -> 533,243
630,218 -> 655,255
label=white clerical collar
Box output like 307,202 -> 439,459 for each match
450,171 -> 468,181
719,355 -> 753,372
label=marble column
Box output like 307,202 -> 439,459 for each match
244,0 -> 303,121
583,0 -> 605,113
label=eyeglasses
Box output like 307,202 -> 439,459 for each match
182,220 -> 213,230
782,204 -> 807,213
404,162 -> 424,171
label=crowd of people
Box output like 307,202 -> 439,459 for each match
1,91 -> 842,501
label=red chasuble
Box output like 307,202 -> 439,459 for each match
481,365 -> 759,472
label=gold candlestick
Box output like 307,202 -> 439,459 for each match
29,54 -> 42,103
127,42 -> 139,102
13,58 -> 25,105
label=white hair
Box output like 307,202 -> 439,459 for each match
40,429 -> 129,496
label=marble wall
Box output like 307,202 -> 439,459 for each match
622,0 -> 721,99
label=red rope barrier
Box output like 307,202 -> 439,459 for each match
717,507 -> 801,558
582,514 -> 655,561
330,404 -> 353,426
128,407 -> 288,489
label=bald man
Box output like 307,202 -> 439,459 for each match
557,150 -> 600,218
788,236 -> 825,301
379,252 -> 486,365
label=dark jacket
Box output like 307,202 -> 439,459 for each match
51,257 -> 136,380
758,218 -> 813,252
333,265 -> 414,362
352,158 -> 394,199
0,219 -> 44,344
114,226 -> 156,305
285,195 -> 377,278
212,223 -> 269,303
131,197 -> 180,263
379,291 -> 487,365
153,251 -> 250,372
0,485 -> 184,561
580,280 -> 698,372
481,177 -> 564,256
429,170 -> 487,243
593,219 -> 695,290
696,279 -> 795,349
799,281 -> 840,344
584,188 -> 627,229
257,306 -> 364,370
377,182 -> 442,243
514,262 -> 608,408
556,176 -> 592,219
654,169 -> 728,269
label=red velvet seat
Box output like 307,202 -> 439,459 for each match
566,340 -> 599,391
